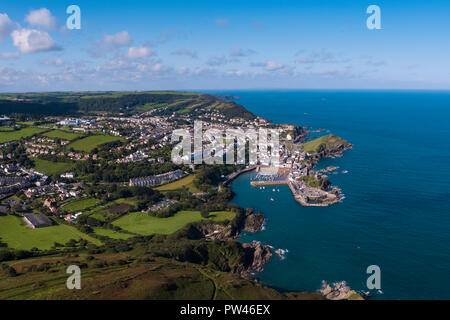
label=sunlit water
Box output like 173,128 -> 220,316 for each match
212,90 -> 450,299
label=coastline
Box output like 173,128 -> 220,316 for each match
223,99 -> 355,299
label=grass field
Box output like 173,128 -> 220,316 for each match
93,227 -> 134,240
113,210 -> 235,235
0,215 -> 101,250
67,135 -> 124,152
299,134 -> 349,153
63,198 -> 101,213
33,159 -> 76,176
0,127 -> 46,143
42,129 -> 83,141
156,174 -> 201,193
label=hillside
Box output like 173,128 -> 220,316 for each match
0,91 -> 257,120
300,134 -> 352,154
0,241 -> 323,300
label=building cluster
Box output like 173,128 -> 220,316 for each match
0,164 -> 47,195
148,199 -> 177,212
24,182 -> 83,201
58,118 -> 96,127
129,169 -> 186,187
280,148 -> 309,180
0,116 -> 14,126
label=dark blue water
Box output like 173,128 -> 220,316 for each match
218,90 -> 450,299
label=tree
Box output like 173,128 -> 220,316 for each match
200,207 -> 209,218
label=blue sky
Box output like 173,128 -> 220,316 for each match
0,0 -> 449,91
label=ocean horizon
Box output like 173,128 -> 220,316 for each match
210,90 -> 450,300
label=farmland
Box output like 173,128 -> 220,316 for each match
0,215 -> 101,250
113,210 -> 235,235
299,134 -> 351,154
33,159 -> 76,176
42,129 -> 83,141
156,174 -> 201,193
0,127 -> 46,143
92,227 -> 134,240
68,135 -> 124,152
63,198 -> 101,213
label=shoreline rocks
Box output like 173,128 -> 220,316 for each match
319,280 -> 364,300
243,208 -> 265,233
239,241 -> 273,278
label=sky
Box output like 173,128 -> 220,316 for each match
0,0 -> 449,92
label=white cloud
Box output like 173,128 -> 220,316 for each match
0,13 -> 14,42
100,31 -> 133,48
265,61 -> 285,71
127,46 -> 154,58
11,28 -> 58,53
25,8 -> 57,30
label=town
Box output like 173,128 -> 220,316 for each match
0,91 -> 354,301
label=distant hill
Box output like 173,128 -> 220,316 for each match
0,91 -> 257,120
300,134 -> 352,154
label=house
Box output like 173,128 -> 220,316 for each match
60,172 -> 76,179
43,198 -> 57,209
23,214 -> 53,229
0,116 -> 14,127
64,212 -> 82,223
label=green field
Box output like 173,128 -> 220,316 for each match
155,174 -> 201,193
33,159 -> 76,176
299,134 -> 350,153
68,135 -> 124,152
113,210 -> 235,235
93,227 -> 134,240
42,129 -> 83,141
63,198 -> 101,213
0,215 -> 102,250
0,127 -> 46,143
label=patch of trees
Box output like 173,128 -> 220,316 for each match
0,100 -> 79,116
79,161 -> 180,183
193,165 -> 241,191
145,236 -> 246,273
0,143 -> 34,168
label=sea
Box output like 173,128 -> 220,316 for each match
211,90 -> 450,300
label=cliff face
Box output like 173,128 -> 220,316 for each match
237,241 -> 273,278
243,208 -> 265,233
302,134 -> 352,162
185,208 -> 270,278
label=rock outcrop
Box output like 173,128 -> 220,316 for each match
319,280 -> 364,300
239,241 -> 273,278
195,224 -> 235,241
243,208 -> 265,233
